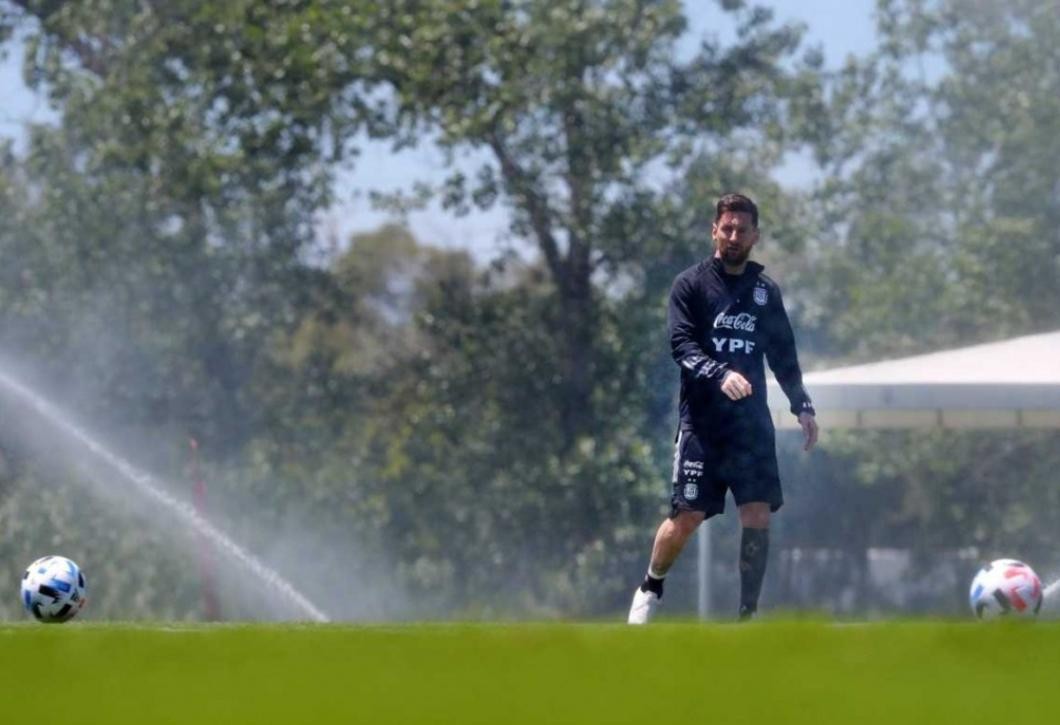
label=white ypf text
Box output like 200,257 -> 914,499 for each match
712,337 -> 756,354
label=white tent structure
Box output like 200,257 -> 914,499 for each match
695,329 -> 1060,618
767,329 -> 1060,430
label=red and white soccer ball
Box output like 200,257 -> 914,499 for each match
969,559 -> 1042,620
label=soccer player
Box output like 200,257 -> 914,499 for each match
628,193 -> 818,624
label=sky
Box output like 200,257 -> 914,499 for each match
0,0 -> 880,259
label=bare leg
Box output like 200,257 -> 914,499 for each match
629,510 -> 707,623
738,502 -> 770,530
648,510 -> 706,578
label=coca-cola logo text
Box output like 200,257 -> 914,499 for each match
713,312 -> 757,332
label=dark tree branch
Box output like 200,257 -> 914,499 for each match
562,104 -> 594,298
486,127 -> 566,287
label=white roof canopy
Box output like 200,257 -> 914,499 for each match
767,329 -> 1060,429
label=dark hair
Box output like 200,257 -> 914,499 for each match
715,193 -> 758,228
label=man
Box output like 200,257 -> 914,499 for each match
628,192 -> 818,624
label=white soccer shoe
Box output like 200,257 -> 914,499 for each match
627,587 -> 660,624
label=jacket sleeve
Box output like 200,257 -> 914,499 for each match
669,273 -> 729,382
764,286 -> 816,417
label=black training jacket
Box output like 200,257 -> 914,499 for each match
670,257 -> 814,435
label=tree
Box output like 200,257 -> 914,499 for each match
358,0 -> 822,441
0,1 -> 831,616
808,0 -> 1060,359
773,0 -> 1060,613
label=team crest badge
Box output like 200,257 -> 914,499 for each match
683,483 -> 699,500
753,286 -> 768,306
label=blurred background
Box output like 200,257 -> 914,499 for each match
0,0 -> 1057,621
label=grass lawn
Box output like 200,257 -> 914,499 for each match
1,620 -> 1056,724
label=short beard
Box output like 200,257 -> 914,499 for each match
722,246 -> 750,267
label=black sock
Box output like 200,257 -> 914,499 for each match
739,528 -> 769,616
640,573 -> 664,597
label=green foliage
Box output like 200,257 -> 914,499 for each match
781,0 -> 1060,611
2,0 -> 1058,621
353,0 -> 821,445
811,0 -> 1060,357
252,231 -> 663,615
0,439 -> 203,621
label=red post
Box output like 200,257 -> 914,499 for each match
189,438 -> 222,621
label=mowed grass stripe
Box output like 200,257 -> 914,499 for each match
0,621 -> 1056,724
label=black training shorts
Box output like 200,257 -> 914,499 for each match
669,425 -> 782,519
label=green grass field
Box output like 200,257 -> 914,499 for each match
2,620 -> 1057,724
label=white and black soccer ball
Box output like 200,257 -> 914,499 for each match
969,558 -> 1042,620
21,555 -> 87,623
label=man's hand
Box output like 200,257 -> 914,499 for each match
720,370 -> 752,401
798,412 -> 818,451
